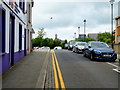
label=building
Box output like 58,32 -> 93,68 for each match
78,34 -> 86,40
88,33 -> 98,40
0,0 -> 34,74
115,1 -> 120,44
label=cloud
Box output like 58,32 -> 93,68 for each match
32,1 -> 118,40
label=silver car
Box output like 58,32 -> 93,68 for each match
73,42 -> 87,53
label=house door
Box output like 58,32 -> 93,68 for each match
9,14 -> 15,66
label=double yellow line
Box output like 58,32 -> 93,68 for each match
52,50 -> 66,89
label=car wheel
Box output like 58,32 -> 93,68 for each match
72,48 -> 74,52
75,48 -> 77,53
90,54 -> 94,60
83,51 -> 86,57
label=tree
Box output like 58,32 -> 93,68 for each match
75,37 -> 96,42
61,40 -> 68,48
97,32 -> 113,43
37,28 -> 46,38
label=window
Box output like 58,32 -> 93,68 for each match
118,19 -> 120,26
19,24 -> 22,51
19,0 -> 25,13
29,4 -> 31,23
19,0 -> 23,10
118,36 -> 120,43
22,0 -> 25,12
0,8 -> 6,54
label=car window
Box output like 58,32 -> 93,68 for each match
91,43 -> 109,48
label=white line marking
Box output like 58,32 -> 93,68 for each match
113,69 -> 120,73
106,62 -> 119,68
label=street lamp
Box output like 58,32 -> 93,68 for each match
83,19 -> 86,39
74,32 -> 76,40
78,27 -> 80,37
110,0 -> 115,49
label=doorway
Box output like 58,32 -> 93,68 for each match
9,14 -> 15,66
24,29 -> 26,56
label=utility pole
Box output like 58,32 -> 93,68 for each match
110,0 -> 115,49
83,19 -> 86,39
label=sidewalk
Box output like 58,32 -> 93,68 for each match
2,49 -> 54,88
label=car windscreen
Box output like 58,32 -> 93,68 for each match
91,43 -> 109,48
77,43 -> 87,46
70,42 -> 76,45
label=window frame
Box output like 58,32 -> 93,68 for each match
0,7 -> 6,55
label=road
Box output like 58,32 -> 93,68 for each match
2,49 -> 119,89
54,49 -> 119,88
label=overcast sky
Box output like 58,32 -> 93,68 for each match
32,0 -> 119,41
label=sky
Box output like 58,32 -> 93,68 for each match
32,0 -> 120,41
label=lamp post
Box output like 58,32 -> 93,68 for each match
74,32 -> 76,40
83,19 -> 86,39
110,0 -> 115,49
78,27 -> 80,38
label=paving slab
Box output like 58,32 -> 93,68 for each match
2,49 -> 54,88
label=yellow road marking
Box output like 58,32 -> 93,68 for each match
52,50 -> 59,89
53,50 -> 66,89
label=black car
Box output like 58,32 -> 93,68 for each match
83,41 -> 117,61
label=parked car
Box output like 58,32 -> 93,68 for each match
64,43 -> 68,49
83,41 -> 117,61
34,47 -> 40,49
68,41 -> 77,50
54,46 -> 62,50
73,42 -> 87,53
41,46 -> 50,50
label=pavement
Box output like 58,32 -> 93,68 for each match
2,49 -> 54,89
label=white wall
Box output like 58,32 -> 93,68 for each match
1,1 -> 27,53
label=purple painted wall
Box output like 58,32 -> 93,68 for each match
0,50 -> 25,75
1,53 -> 10,74
0,56 -> 2,75
14,50 -> 24,65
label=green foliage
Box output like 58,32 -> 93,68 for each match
32,37 -> 67,49
75,37 -> 96,42
61,40 -> 68,48
37,28 -> 46,38
97,32 -> 113,43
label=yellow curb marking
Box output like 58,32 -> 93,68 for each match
52,50 -> 66,89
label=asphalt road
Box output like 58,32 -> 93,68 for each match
54,49 -> 119,88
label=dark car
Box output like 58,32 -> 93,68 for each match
83,41 -> 117,61
73,42 -> 87,53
